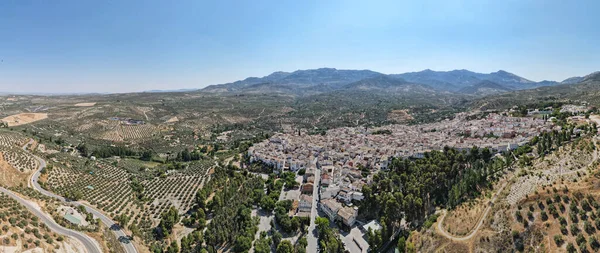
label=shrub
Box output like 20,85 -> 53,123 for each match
554,235 -> 564,246
577,234 -> 587,245
571,223 -> 580,235
566,243 -> 576,253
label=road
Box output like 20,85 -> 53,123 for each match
23,140 -> 139,253
0,187 -> 102,253
306,169 -> 321,253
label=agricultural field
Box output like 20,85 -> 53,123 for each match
98,123 -> 158,142
506,173 -> 600,252
0,130 -> 27,148
0,192 -> 86,253
0,130 -> 36,186
42,159 -> 213,244
0,147 -> 38,172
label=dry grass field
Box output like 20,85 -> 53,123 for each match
442,198 -> 488,236
2,113 -> 48,126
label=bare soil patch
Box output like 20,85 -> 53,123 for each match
74,102 -> 96,107
443,198 -> 488,236
2,113 -> 48,126
165,116 -> 179,123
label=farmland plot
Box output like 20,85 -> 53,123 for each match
0,147 -> 38,172
0,131 -> 27,148
97,124 -> 158,142
44,159 -> 212,243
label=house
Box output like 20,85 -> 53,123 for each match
299,195 -> 312,212
321,185 -> 340,199
351,192 -> 364,201
361,220 -> 383,233
304,167 -> 315,179
64,213 -> 81,226
321,173 -> 331,187
338,206 -> 358,227
337,189 -> 352,204
301,183 -> 314,194
322,165 -> 335,173
320,199 -> 342,222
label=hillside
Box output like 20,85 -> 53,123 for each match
457,80 -> 512,96
472,71 -> 600,110
561,76 -> 584,84
202,68 -> 382,93
391,69 -> 538,91
343,75 -> 437,94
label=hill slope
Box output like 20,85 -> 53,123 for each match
202,68 -> 381,93
457,80 -> 512,96
472,71 -> 600,110
391,69 -> 543,91
343,75 -> 436,94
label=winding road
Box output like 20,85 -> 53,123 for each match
24,140 -> 138,253
0,187 -> 102,253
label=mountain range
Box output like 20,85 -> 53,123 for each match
472,71 -> 600,110
201,68 -> 590,96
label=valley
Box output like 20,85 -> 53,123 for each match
0,69 -> 599,253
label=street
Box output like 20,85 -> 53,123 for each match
306,169 -> 321,253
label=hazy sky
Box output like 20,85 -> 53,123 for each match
0,0 -> 599,93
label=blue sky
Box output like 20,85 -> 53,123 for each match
0,0 -> 599,93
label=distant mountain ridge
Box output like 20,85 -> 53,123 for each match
201,68 -> 597,96
457,80 -> 512,96
202,68 -> 381,93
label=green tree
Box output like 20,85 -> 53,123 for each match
276,240 -> 293,253
156,206 -> 180,239
234,235 -> 252,252
141,150 -> 153,161
116,213 -> 130,227
254,232 -> 272,253
397,236 -> 406,253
